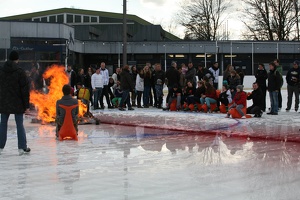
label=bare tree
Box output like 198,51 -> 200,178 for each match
176,0 -> 230,41
241,0 -> 297,40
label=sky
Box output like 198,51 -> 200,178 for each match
0,0 -> 243,39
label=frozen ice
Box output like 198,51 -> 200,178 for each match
0,90 -> 300,200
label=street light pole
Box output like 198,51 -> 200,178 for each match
164,44 -> 167,71
122,0 -> 127,67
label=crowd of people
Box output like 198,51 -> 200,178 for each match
49,59 -> 300,120
2,50 -> 300,153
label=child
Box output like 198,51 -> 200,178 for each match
226,85 -> 247,118
218,84 -> 232,111
112,82 -> 123,108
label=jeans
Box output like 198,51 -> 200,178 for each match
269,91 -> 279,113
93,87 -> 103,109
200,97 -> 217,109
119,89 -> 132,108
0,113 -> 27,149
143,86 -> 151,106
155,84 -> 163,106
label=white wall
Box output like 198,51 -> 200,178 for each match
219,76 -> 287,90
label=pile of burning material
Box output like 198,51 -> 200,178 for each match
29,64 -> 100,125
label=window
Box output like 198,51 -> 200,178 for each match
41,17 -> 47,22
67,14 -> 73,23
75,15 -> 81,23
91,16 -> 97,23
83,16 -> 90,23
49,16 -> 56,23
57,15 -> 64,23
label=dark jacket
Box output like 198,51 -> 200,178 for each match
169,88 -> 182,98
152,70 -> 166,85
247,88 -> 264,108
227,75 -> 241,90
120,69 -> 134,91
166,67 -> 180,88
56,95 -> 78,124
286,67 -> 300,86
267,69 -> 281,91
185,67 -> 196,83
0,61 -> 30,114
255,69 -> 268,88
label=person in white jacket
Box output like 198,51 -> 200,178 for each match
91,67 -> 104,109
135,68 -> 144,108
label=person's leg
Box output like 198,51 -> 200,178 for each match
205,98 -> 216,110
262,86 -> 267,111
104,85 -> 112,107
99,86 -> 105,108
15,114 -> 27,149
294,86 -> 299,111
176,94 -> 181,109
236,104 -> 245,116
286,85 -> 293,110
137,91 -> 142,107
93,89 -> 99,109
0,114 -> 9,149
269,91 -> 274,112
278,89 -> 282,109
152,85 -> 157,107
200,97 -> 205,105
273,91 -> 279,113
131,91 -> 136,106
166,87 -> 172,105
125,90 -> 133,109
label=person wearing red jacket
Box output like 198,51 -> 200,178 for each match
200,82 -> 218,112
226,85 -> 247,118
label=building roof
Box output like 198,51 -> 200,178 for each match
0,8 -> 181,41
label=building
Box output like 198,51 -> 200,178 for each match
1,8 -> 300,75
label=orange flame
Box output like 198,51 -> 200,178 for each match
30,64 -> 87,123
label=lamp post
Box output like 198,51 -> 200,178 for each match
163,44 -> 167,71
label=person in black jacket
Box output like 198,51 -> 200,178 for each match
119,65 -> 135,111
165,61 -> 180,103
267,62 -> 282,115
152,63 -> 166,108
285,60 -> 300,111
255,64 -> 268,111
0,51 -> 31,154
247,82 -> 264,117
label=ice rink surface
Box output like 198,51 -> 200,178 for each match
1,90 -> 300,200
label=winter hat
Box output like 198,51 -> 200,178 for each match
9,50 -> 19,61
236,85 -> 244,91
293,60 -> 300,66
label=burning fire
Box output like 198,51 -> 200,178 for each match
30,64 -> 87,123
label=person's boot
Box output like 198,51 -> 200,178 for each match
132,100 -> 136,107
193,104 -> 198,112
18,147 -> 31,155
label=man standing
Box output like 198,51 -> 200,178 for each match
0,51 -> 31,154
274,59 -> 283,110
185,62 -> 196,88
285,60 -> 300,112
209,62 -> 219,89
66,65 -> 77,89
165,61 -> 180,105
267,62 -> 281,115
91,67 -> 103,110
119,65 -> 135,111
99,62 -> 113,109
